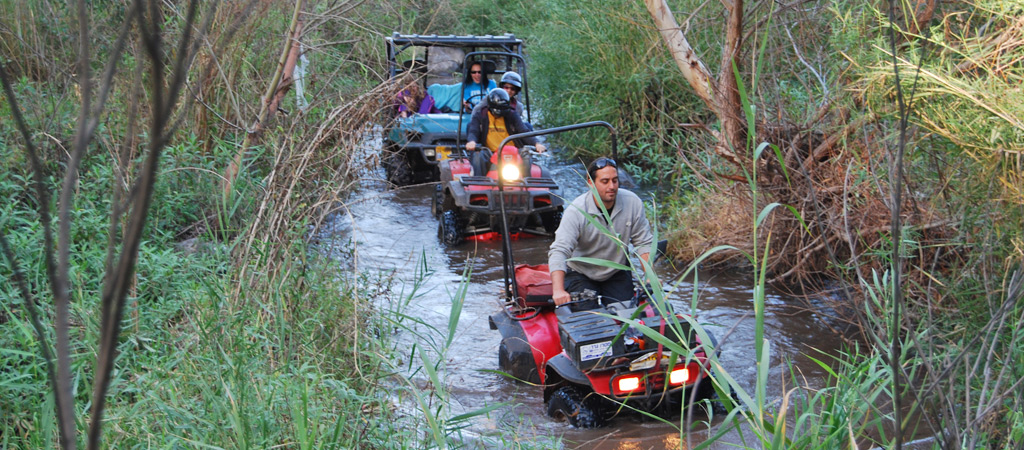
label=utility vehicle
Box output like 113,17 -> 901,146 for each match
382,33 -> 531,185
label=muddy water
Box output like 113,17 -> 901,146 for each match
327,155 -> 845,449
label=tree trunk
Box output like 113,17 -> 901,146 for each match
716,0 -> 745,161
643,0 -> 745,167
642,0 -> 715,108
222,0 -> 304,195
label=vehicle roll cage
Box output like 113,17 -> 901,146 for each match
385,32 -> 524,80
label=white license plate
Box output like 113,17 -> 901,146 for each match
579,341 -> 612,361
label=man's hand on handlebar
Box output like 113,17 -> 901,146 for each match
552,288 -> 571,306
466,141 -> 477,151
535,142 -> 546,153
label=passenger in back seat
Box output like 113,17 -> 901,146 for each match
395,81 -> 437,117
499,71 -> 531,130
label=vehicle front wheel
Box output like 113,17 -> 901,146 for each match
384,150 -> 413,186
546,386 -> 605,428
438,209 -> 464,246
542,209 -> 563,233
498,337 -> 542,384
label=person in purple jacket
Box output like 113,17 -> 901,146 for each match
396,81 -> 437,117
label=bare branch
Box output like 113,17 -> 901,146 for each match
0,58 -> 69,445
784,25 -> 829,107
642,0 -> 715,107
87,1 -> 219,448
223,0 -> 306,194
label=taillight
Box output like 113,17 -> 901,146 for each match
669,367 -> 691,385
616,375 -> 641,393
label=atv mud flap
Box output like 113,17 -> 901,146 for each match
544,354 -> 589,386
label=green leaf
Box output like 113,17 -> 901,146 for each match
754,141 -> 771,160
756,202 -> 783,228
566,256 -> 632,271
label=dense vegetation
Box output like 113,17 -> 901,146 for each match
0,1 -> 461,448
2,0 -> 1022,449
462,0 -> 1024,447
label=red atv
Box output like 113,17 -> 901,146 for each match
489,262 -> 720,427
481,123 -> 722,427
435,142 -> 562,246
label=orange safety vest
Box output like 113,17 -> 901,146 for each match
485,111 -> 509,153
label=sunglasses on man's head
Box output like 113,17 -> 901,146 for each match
594,158 -> 617,169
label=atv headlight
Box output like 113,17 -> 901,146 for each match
500,164 -> 521,181
424,148 -> 436,158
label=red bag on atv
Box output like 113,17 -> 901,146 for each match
514,263 -> 552,307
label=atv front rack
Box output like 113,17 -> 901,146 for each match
458,176 -> 560,189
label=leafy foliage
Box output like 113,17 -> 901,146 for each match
0,0 -> 482,448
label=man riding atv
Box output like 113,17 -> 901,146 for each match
465,88 -> 546,177
549,156 -> 654,306
486,131 -> 720,427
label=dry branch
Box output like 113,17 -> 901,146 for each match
233,79 -> 401,301
223,0 -> 305,195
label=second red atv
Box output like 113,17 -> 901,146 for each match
434,143 -> 563,246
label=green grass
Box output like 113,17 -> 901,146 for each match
0,209 -> 440,448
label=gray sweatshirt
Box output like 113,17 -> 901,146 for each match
548,188 -> 653,281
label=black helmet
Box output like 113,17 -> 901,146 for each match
500,71 -> 522,89
486,88 -> 511,116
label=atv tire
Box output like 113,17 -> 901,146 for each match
541,209 -> 563,233
687,372 -> 730,416
546,386 -> 605,428
439,209 -> 464,246
384,150 -> 413,186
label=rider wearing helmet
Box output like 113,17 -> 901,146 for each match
499,71 -> 525,117
466,88 -> 545,176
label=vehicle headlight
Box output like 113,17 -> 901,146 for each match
424,148 -> 436,158
500,164 -> 521,181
